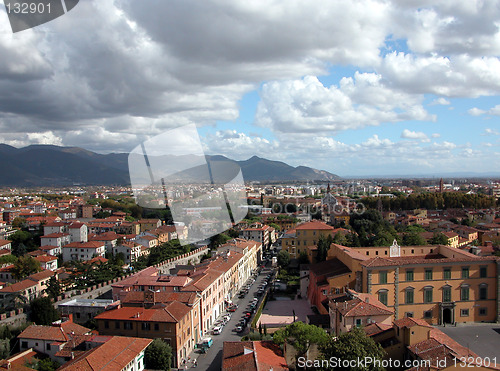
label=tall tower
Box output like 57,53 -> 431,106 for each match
439,178 -> 444,193
326,182 -> 331,194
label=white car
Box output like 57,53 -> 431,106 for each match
213,326 -> 222,335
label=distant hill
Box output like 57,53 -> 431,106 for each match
0,144 -> 340,186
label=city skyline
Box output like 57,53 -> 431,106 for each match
0,1 -> 500,176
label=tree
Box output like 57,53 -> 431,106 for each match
273,322 -> 329,366
145,338 -> 172,370
320,326 -> 386,371
316,235 -> 333,262
298,250 -> 309,265
35,358 -> 60,371
11,255 -> 41,280
29,297 -> 60,325
429,232 -> 449,245
402,232 -> 426,246
44,277 -> 62,300
277,250 -> 290,268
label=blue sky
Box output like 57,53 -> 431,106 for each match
0,0 -> 500,177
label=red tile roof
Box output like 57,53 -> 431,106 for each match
295,220 -> 335,230
222,341 -> 287,371
58,336 -> 152,371
19,322 -> 90,342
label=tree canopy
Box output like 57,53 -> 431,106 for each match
277,250 -> 290,268
29,297 -> 60,325
11,255 -> 41,280
320,327 -> 386,371
273,322 -> 329,363
145,338 -> 172,370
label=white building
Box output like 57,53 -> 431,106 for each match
62,241 -> 105,262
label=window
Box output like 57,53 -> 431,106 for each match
461,267 -> 469,278
46,344 -> 51,351
124,322 -> 133,330
154,324 -> 159,331
424,310 -> 432,319
21,341 -> 28,349
104,321 -> 109,329
424,288 -> 433,303
379,271 -> 387,284
405,289 -> 414,304
443,268 -> 451,280
115,321 -> 120,329
141,323 -> 151,331
480,266 -> 487,278
378,291 -> 388,306
406,270 -> 414,282
479,308 -> 487,316
405,312 -> 414,318
442,286 -> 452,302
425,269 -> 433,280
479,285 -> 487,300
461,287 -> 469,301
460,309 -> 469,317
355,319 -> 362,327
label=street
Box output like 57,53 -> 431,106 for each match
188,265 -> 275,371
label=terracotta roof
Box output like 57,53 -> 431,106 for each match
363,323 -> 392,337
0,279 -> 37,293
27,269 -> 55,282
336,297 -> 393,317
222,341 -> 287,371
295,220 -> 335,230
0,239 -> 11,247
63,241 -> 105,249
19,322 -> 90,342
95,301 -> 191,323
34,255 -> 57,263
394,317 -> 432,329
122,291 -> 198,305
58,336 -> 152,371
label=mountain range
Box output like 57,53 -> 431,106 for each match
0,144 -> 340,186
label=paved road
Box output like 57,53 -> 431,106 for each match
439,323 -> 500,359
185,266 -> 275,371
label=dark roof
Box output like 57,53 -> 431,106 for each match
309,258 -> 351,278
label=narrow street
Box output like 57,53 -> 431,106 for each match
187,265 -> 275,371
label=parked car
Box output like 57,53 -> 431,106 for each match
213,326 -> 222,335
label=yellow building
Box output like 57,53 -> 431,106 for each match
325,241 -> 499,325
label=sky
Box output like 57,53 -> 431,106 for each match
0,0 -> 500,177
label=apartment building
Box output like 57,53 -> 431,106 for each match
286,220 -> 335,259
239,223 -> 276,249
96,300 -> 196,368
62,241 -> 105,262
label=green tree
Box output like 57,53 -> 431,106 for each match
145,338 -> 172,370
208,233 -> 230,249
29,297 -> 60,325
12,217 -> 26,229
402,232 -> 426,246
273,322 -> 329,366
277,250 -> 290,268
0,254 -> 17,265
11,255 -> 41,280
298,250 -> 309,265
316,234 -> 333,262
35,358 -> 60,371
320,326 -> 386,371
44,276 -> 62,300
429,232 -> 449,245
